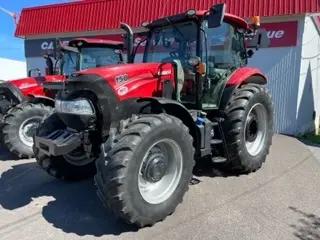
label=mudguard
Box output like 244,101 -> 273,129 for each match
226,67 -> 267,86
137,97 -> 200,151
0,82 -> 26,104
27,94 -> 55,107
220,69 -> 268,111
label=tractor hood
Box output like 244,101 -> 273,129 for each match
0,75 -> 65,96
75,62 -> 173,88
4,75 -> 64,89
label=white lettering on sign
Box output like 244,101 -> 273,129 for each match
41,40 -> 69,50
264,30 -> 285,39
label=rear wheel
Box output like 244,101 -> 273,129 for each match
0,102 -> 53,159
95,114 -> 195,227
222,83 -> 274,173
33,113 -> 97,181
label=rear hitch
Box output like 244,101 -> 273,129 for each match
34,129 -> 81,156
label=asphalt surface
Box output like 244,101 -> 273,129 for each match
0,134 -> 319,240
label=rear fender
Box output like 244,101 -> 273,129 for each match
226,67 -> 267,86
137,97 -> 200,152
27,94 -> 55,107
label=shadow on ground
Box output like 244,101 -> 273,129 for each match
192,158 -> 239,183
298,138 -> 320,148
289,206 -> 320,240
0,162 -> 138,237
0,147 -> 20,161
0,158 -> 238,237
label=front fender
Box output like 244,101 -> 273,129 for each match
27,94 -> 55,107
137,97 -> 200,152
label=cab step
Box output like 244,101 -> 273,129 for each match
211,139 -> 222,145
212,156 -> 227,163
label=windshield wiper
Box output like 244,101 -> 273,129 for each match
164,17 -> 187,42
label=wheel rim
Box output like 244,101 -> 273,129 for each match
18,117 -> 43,147
138,138 -> 183,204
244,103 -> 268,156
63,147 -> 95,166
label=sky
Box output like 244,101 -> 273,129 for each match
0,0 -> 72,61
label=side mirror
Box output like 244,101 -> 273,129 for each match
247,29 -> 270,49
28,68 -> 41,77
208,3 -> 226,28
247,49 -> 254,58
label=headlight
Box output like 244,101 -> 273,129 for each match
55,98 -> 94,115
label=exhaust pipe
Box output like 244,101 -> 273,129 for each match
120,22 -> 134,63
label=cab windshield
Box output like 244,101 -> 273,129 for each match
62,47 -> 121,74
143,21 -> 198,65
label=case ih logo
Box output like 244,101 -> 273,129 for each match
41,40 -> 69,51
40,40 -> 70,55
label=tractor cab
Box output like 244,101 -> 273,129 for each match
139,4 -> 269,110
28,38 -> 124,78
51,38 -> 124,76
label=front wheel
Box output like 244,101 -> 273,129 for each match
0,102 -> 53,159
222,83 -> 274,173
95,114 -> 195,227
33,113 -> 97,181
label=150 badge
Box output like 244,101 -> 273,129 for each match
115,74 -> 128,84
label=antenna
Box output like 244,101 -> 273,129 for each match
0,6 -> 18,24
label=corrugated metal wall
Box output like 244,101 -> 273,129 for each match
15,0 -> 320,37
247,17 -> 305,135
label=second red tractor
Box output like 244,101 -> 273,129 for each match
0,38 -> 124,158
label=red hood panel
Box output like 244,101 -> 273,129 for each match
7,75 -> 64,89
79,62 -> 174,100
5,75 -> 65,97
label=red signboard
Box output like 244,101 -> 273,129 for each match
98,21 -> 299,50
257,21 -> 298,48
24,20 -> 299,58
312,16 -> 320,35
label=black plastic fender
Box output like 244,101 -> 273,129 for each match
137,97 -> 201,153
219,75 -> 267,112
27,94 -> 55,107
0,82 -> 26,104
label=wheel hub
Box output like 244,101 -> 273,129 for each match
244,103 -> 268,156
246,115 -> 258,142
143,153 -> 168,183
19,117 -> 42,147
138,139 -> 183,204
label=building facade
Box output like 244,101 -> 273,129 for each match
13,0 -> 320,136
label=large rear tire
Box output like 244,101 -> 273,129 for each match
0,102 -> 53,159
33,113 -> 97,181
222,83 -> 274,173
95,114 -> 195,227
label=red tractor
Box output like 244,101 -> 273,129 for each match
33,4 -> 273,227
0,38 -> 124,159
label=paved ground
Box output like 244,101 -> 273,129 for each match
0,134 -> 319,240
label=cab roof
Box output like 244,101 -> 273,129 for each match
68,38 -> 124,49
147,10 -> 249,30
